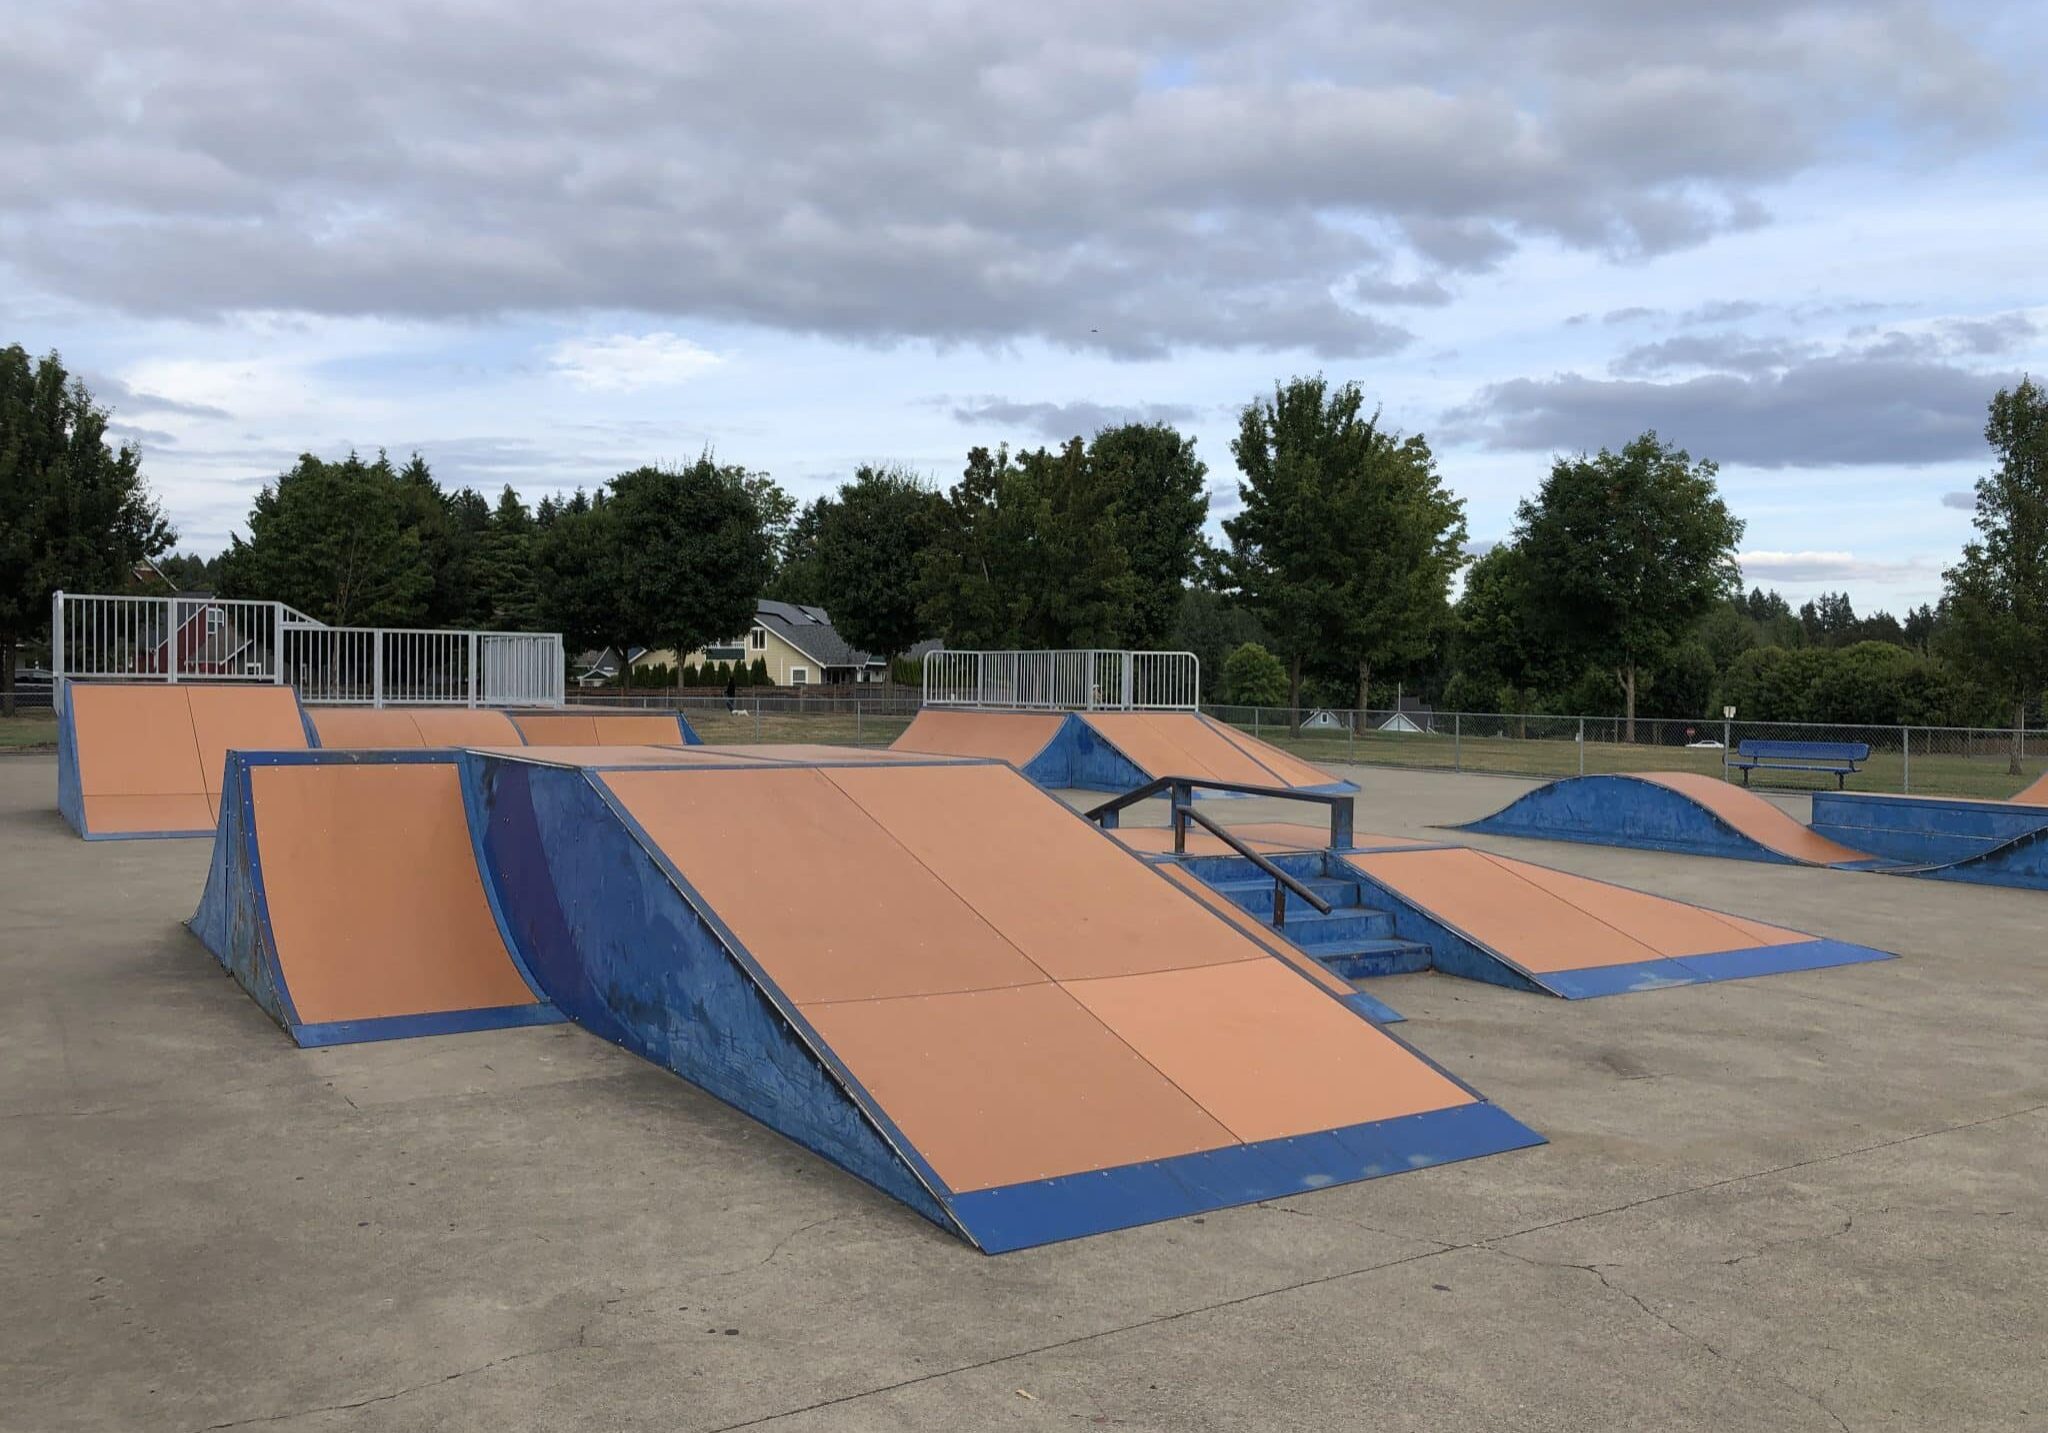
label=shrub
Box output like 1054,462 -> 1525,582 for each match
750,656 -> 770,687
1220,643 -> 1288,707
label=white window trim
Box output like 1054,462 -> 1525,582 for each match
748,626 -> 766,650
789,666 -> 809,685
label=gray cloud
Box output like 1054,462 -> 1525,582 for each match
1942,490 -> 1975,510
1205,481 -> 1243,515
105,422 -> 178,447
1444,341 -> 2016,467
1610,333 -> 1816,377
0,1 -> 2018,356
81,371 -> 233,421
951,398 -> 1201,442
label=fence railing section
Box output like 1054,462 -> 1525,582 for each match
921,649 -> 1200,710
52,591 -> 564,709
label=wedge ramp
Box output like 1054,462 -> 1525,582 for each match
59,682 -> 315,839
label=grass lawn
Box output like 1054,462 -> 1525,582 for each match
0,713 -> 59,750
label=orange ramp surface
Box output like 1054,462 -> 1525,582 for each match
1082,711 -> 1346,790
2012,773 -> 2048,807
890,709 -> 1066,767
509,710 -> 694,746
189,753 -> 559,1046
307,706 -> 524,748
1639,772 -> 1873,864
59,682 -> 312,838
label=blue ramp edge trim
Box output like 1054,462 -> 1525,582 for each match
292,1002 -> 567,1049
56,693 -> 86,836
673,712 -> 703,745
1343,989 -> 1406,1023
949,1101 -> 1544,1254
1536,939 -> 1895,999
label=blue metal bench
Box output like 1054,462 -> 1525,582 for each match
1727,739 -> 1869,789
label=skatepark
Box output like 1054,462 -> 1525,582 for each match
6,640 -> 2046,1428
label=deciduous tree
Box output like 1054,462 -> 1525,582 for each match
816,465 -> 944,657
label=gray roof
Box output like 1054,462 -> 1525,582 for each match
754,599 -> 938,670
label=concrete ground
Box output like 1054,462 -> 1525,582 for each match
3,751 -> 2043,1433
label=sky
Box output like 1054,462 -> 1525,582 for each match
4,0 -> 2045,615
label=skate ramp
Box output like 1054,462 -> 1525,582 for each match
2010,773 -> 2048,807
1080,712 -> 1353,793
58,682 -> 314,839
189,752 -> 561,1046
473,752 -> 1539,1251
891,710 -> 1066,767
307,706 -> 525,748
508,710 -> 699,746
1458,772 -> 1878,867
1811,790 -> 2048,892
1343,846 -> 1891,997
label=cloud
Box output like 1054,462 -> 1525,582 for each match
949,397 -> 1201,442
0,1 -> 2018,356
84,372 -> 233,421
1942,490 -> 1975,510
549,333 -> 721,392
1738,550 -> 1939,583
1204,481 -> 1243,515
1445,329 -> 2020,466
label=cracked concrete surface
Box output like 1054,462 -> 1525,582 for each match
2,756 -> 2043,1431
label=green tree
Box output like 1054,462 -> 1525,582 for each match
767,496 -> 832,604
0,346 -> 174,712
1219,641 -> 1288,706
217,451 -> 430,625
1941,376 -> 2048,771
535,492 -> 626,668
1089,422 -> 1210,647
609,459 -> 774,672
817,465 -> 944,657
1513,431 -> 1743,738
916,442 -> 1136,648
1168,588 -> 1265,697
1226,376 -> 1466,716
476,486 -> 540,630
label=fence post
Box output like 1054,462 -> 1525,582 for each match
467,632 -> 479,707
1902,725 -> 1911,794
1577,717 -> 1585,776
50,591 -> 64,712
1348,710 -> 1355,763
1454,712 -> 1461,772
271,603 -> 285,684
165,596 -> 178,684
754,702 -> 762,741
372,632 -> 384,709
1253,708 -> 1260,740
856,702 -> 864,747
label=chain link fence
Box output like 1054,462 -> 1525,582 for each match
560,690 -> 2048,801
1204,706 -> 2048,801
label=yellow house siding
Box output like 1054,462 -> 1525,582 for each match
663,625 -> 825,684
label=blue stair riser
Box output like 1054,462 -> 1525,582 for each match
1176,852 -> 1329,885
1211,878 -> 1362,915
1268,909 -> 1398,947
1316,942 -> 1434,979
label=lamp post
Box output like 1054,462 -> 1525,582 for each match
1722,705 -> 1735,777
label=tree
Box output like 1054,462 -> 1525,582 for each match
1513,431 -> 1743,739
1219,642 -> 1288,706
817,465 -> 944,657
916,442 -> 1137,648
1089,422 -> 1210,647
475,486 -> 540,630
217,451 -> 433,625
1225,376 -> 1466,717
608,458 -> 774,671
535,493 -> 625,668
0,346 -> 174,712
1168,588 -> 1265,697
767,496 -> 832,604
1941,376 -> 2048,772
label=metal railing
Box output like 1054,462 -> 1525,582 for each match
921,649 -> 1200,710
51,591 -> 564,709
1084,775 -> 1352,927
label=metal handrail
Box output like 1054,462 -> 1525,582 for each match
1083,773 -> 1353,929
1167,800 -> 1330,928
1083,774 -> 1354,851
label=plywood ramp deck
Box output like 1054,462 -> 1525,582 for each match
1640,771 -> 1873,865
509,711 -> 689,746
307,706 -> 523,748
599,762 -> 1483,1198
64,683 -> 310,837
889,710 -> 1066,767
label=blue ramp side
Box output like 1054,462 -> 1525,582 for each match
1329,855 -> 1551,996
672,712 -> 703,745
1812,791 -> 2048,867
467,756 -> 958,1237
55,694 -> 86,837
1456,774 -> 1805,865
1912,826 -> 2048,892
187,755 -> 299,1032
1018,712 -> 1151,792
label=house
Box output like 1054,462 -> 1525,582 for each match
655,601 -> 940,687
1375,697 -> 1436,734
573,646 -> 651,687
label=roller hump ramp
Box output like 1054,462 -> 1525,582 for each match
891,709 -> 1354,794
59,682 -> 315,838
237,745 -> 1527,1252
188,751 -> 563,1045
1462,771 -> 2048,891
1458,772 -> 1883,867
